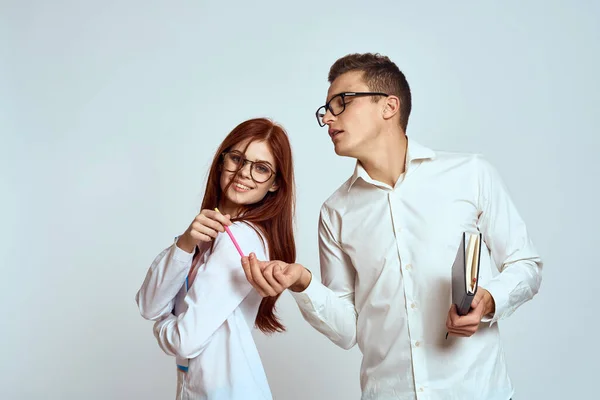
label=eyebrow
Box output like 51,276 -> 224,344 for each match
326,91 -> 356,103
230,150 -> 275,168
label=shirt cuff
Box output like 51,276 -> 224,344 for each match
289,272 -> 326,311
481,279 -> 510,325
171,241 -> 195,263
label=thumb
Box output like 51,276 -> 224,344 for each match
471,290 -> 484,308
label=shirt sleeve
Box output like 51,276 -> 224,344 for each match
152,222 -> 269,358
290,206 -> 358,350
475,155 -> 543,325
135,238 -> 194,321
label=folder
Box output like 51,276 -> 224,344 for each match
451,232 -> 482,316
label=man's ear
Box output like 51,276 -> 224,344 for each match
268,180 -> 280,192
382,95 -> 401,120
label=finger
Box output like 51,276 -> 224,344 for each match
189,230 -> 214,242
446,306 -> 454,329
473,296 -> 487,314
241,256 -> 253,283
471,290 -> 484,309
448,314 -> 476,331
197,214 -> 225,233
249,253 -> 277,296
446,317 -> 475,334
262,263 -> 284,294
447,330 -> 472,337
448,305 -> 463,326
193,223 -> 219,239
206,209 -> 232,227
272,264 -> 291,288
451,312 -> 481,328
258,260 -> 269,272
241,256 -> 265,296
447,314 -> 479,333
453,319 -> 480,329
450,324 -> 477,335
191,220 -> 218,237
457,302 -> 486,327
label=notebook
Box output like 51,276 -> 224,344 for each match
451,231 -> 482,316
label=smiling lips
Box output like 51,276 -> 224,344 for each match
232,181 -> 253,192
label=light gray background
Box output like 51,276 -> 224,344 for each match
2,1 -> 598,399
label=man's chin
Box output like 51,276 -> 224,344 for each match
333,143 -> 358,159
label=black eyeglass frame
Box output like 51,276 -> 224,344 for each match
315,91 -> 389,127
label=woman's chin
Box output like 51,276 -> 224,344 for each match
225,191 -> 250,206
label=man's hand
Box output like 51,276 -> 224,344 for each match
240,252 -> 311,297
446,288 -> 495,337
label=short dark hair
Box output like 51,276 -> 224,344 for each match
328,53 -> 412,132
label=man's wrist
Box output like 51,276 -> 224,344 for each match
484,289 -> 496,316
290,266 -> 312,292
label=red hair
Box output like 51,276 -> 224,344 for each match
200,118 -> 295,333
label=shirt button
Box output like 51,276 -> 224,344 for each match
415,341 -> 421,347
405,264 -> 412,270
419,387 -> 424,392
411,303 -> 416,309
303,299 -> 310,304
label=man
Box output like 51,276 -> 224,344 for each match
241,53 -> 542,400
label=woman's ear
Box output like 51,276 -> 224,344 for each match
268,180 -> 280,192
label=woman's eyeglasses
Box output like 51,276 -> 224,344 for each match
222,151 -> 275,183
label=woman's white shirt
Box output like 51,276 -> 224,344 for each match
136,222 -> 272,400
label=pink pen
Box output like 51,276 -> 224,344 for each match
214,208 -> 245,257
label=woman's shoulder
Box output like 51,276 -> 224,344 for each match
225,221 -> 269,259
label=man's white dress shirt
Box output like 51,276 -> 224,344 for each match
291,138 -> 542,400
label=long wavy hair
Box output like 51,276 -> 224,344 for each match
199,118 -> 295,333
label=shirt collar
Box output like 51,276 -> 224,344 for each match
348,136 -> 436,190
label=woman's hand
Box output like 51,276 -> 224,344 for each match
176,209 -> 232,253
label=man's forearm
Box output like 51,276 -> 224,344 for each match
290,272 -> 358,350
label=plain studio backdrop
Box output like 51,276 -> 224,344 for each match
1,1 -> 598,399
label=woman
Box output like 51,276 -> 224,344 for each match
136,118 -> 295,399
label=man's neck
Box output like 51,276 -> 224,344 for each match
358,130 -> 408,187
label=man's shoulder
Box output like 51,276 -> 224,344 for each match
320,175 -> 355,214
432,148 -> 486,164
428,148 -> 497,175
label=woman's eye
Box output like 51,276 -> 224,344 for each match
256,165 -> 269,174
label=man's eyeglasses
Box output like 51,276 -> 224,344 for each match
222,151 -> 275,183
315,92 -> 389,127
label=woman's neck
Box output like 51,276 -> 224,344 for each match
217,198 -> 241,219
